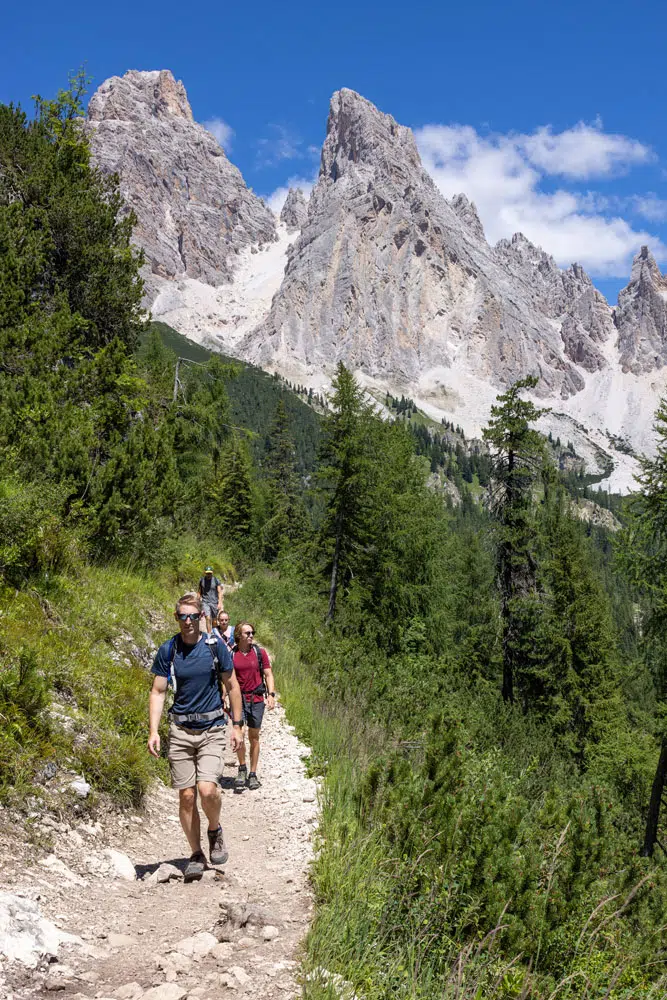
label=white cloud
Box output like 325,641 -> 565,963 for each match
519,122 -> 652,179
415,122 -> 665,277
265,176 -> 315,216
203,117 -> 234,150
633,195 -> 667,222
256,125 -> 304,167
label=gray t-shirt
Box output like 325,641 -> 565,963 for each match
199,575 -> 222,606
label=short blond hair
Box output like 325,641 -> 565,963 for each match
175,591 -> 202,613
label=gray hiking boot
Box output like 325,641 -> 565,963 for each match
234,764 -> 247,793
247,772 -> 261,790
184,850 -> 206,882
207,826 -> 228,866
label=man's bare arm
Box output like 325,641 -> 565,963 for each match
148,675 -> 168,756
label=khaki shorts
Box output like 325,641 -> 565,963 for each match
167,723 -> 226,789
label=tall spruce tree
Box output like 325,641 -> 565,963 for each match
620,400 -> 667,854
483,377 -> 547,705
262,399 -> 309,561
317,364 -> 373,624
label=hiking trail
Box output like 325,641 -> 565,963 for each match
1,702 -> 317,1000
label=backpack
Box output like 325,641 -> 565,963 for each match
199,576 -> 220,599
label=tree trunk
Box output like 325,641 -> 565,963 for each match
326,509 -> 344,625
641,737 -> 667,857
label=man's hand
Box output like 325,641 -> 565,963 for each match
230,726 -> 243,752
148,732 -> 161,757
267,693 -> 276,712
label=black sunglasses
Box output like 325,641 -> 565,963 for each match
242,630 -> 255,637
177,612 -> 200,622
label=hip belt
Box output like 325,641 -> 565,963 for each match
169,707 -> 225,724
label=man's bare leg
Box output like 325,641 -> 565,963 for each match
178,787 -> 201,853
197,780 -> 222,831
248,728 -> 261,772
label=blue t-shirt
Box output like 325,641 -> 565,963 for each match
152,634 -> 232,730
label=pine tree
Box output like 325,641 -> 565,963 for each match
262,399 -> 310,560
317,364 -> 373,624
483,377 -> 548,705
209,437 -> 256,541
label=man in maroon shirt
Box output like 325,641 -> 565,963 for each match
232,621 -> 275,791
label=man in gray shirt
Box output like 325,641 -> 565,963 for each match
198,567 -> 223,633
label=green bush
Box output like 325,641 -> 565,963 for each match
0,476 -> 82,585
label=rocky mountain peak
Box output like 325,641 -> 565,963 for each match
321,88 -> 421,185
629,244 -> 664,285
280,188 -> 308,231
449,193 -> 485,240
615,245 -> 667,373
87,69 -> 276,301
87,69 -> 192,124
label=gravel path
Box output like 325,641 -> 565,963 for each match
2,703 -> 317,1000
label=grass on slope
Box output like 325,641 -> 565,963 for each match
0,538 -> 234,811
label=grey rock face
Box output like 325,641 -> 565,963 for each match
280,188 -> 308,232
245,88 -> 611,398
615,246 -> 667,373
87,70 -> 276,300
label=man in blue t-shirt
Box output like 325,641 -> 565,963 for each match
148,591 -> 244,880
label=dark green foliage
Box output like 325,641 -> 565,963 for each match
317,363 -> 375,623
262,399 -> 310,560
483,377 -> 548,704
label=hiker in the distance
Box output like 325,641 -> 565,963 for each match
212,610 -> 235,651
198,566 -> 223,633
232,621 -> 276,792
148,592 -> 244,880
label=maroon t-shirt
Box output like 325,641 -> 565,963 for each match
233,646 -> 271,703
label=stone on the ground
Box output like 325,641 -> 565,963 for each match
38,854 -> 84,883
70,777 -> 91,798
172,930 -> 218,960
156,952 -> 192,974
44,964 -> 76,990
138,985 -> 186,1000
211,941 -> 233,964
0,891 -> 62,966
230,966 -> 251,986
155,864 -> 183,883
261,925 -> 280,941
302,793 -> 316,803
108,931 -> 137,948
114,983 -> 144,999
105,849 -> 136,881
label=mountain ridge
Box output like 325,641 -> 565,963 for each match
86,70 -> 667,491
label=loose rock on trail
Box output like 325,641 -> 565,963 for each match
0,703 -> 318,1000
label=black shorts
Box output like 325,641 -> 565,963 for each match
242,699 -> 265,730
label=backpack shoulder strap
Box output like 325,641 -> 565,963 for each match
253,644 -> 265,678
168,634 -> 180,693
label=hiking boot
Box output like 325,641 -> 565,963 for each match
234,765 -> 247,794
247,772 -> 261,790
207,825 -> 228,866
184,850 -> 206,882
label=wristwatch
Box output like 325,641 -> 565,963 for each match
232,719 -> 243,727
268,692 -> 276,697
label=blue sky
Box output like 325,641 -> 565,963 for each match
2,0 -> 665,302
